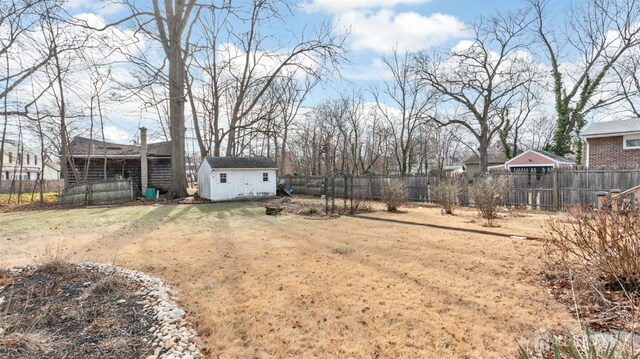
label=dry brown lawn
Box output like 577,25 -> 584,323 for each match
0,202 -> 574,358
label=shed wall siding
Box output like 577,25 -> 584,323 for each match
204,169 -> 276,201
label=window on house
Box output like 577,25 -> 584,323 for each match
35,155 -> 38,165
4,172 -> 8,180
262,172 -> 269,182
26,154 -> 30,164
8,152 -> 12,163
17,153 -> 22,163
624,135 -> 640,149
220,173 -> 227,183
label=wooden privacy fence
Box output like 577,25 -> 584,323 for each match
58,179 -> 133,205
281,175 -> 470,205
493,168 -> 640,210
281,168 -> 640,211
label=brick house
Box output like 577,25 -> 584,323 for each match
581,119 -> 640,168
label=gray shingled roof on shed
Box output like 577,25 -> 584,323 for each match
205,156 -> 277,169
581,119 -> 640,137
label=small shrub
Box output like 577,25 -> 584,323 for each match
350,189 -> 372,214
34,260 -> 70,276
469,176 -> 509,226
85,275 -> 129,297
546,207 -> 640,292
31,241 -> 72,275
381,179 -> 408,212
432,179 -> 460,214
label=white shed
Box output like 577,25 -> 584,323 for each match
197,157 -> 278,201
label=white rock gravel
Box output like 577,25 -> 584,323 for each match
7,262 -> 203,359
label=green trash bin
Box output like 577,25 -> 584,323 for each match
145,188 -> 156,199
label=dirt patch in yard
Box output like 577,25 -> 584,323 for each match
0,202 -> 575,358
364,204 -> 558,239
0,263 -> 153,359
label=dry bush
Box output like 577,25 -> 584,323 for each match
34,260 -> 71,277
30,241 -> 72,276
546,208 -> 640,292
349,189 -> 372,214
85,275 -> 129,297
432,179 -> 460,214
381,179 -> 408,212
469,176 -> 510,226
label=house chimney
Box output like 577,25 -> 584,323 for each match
140,127 -> 148,194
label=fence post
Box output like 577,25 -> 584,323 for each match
324,177 -> 329,215
596,191 -> 608,210
553,169 -> 560,211
86,183 -> 92,205
610,189 -> 621,213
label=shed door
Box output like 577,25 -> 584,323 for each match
237,174 -> 255,197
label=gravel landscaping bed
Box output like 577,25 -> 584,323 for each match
0,262 -> 203,359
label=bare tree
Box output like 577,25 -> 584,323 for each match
416,8 -> 535,173
1,0 -> 60,191
373,48 -> 434,175
82,0 -> 209,196
190,1 -> 345,158
0,0 -> 58,113
529,0 -> 640,160
147,0 -> 199,197
264,76 -> 316,172
615,53 -> 640,117
496,78 -> 541,159
524,115 -> 555,150
420,123 -> 466,176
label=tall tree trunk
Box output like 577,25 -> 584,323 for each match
280,129 -> 288,174
168,47 -> 188,197
225,123 -> 237,156
0,51 -> 8,192
478,130 -> 489,175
